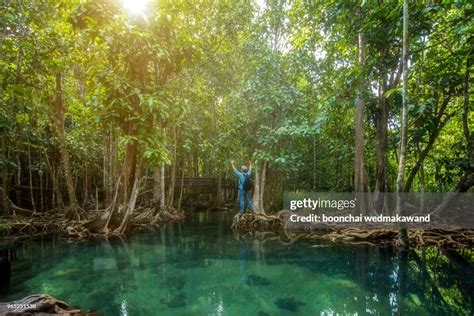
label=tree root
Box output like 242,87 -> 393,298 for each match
151,207 -> 185,224
1,205 -> 185,242
231,212 -> 282,231
65,205 -> 88,221
231,211 -> 474,249
0,293 -> 94,315
0,187 -> 33,216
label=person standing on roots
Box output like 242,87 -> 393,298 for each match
231,160 -> 254,213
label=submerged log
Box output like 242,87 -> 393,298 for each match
0,293 -> 95,315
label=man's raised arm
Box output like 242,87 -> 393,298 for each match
231,160 -> 237,172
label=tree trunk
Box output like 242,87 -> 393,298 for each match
51,73 -> 81,220
355,12 -> 369,215
404,97 -> 453,192
462,57 -> 473,169
397,0 -> 409,248
153,169 -> 160,211
1,139 -> 9,214
167,128 -> 178,209
27,143 -> 36,212
39,168 -> 44,212
95,178 -> 99,211
214,173 -> 222,209
266,168 -> 283,212
193,152 -> 198,177
15,154 -> 21,205
177,168 -> 185,212
104,132 -> 117,205
375,78 -> 388,195
252,162 -> 261,212
160,164 -> 166,210
115,161 -> 143,234
1,170 -> 9,215
418,147 -> 425,211
259,161 -> 267,214
312,137 -> 317,190
103,140 -> 108,205
355,23 -> 367,194
43,151 -> 64,210
82,167 -> 89,208
121,121 -> 138,205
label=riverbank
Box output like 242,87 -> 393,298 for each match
0,207 -> 185,243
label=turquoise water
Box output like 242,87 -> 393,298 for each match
1,211 -> 473,315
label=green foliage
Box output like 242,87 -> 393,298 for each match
0,0 -> 472,203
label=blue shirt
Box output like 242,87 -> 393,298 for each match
234,170 -> 251,191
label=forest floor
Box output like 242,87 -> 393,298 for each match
232,211 -> 474,249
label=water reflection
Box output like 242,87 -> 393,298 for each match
0,249 -> 14,294
0,211 -> 472,315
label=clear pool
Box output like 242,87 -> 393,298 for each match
1,211 -> 472,315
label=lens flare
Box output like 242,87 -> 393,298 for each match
122,0 -> 147,16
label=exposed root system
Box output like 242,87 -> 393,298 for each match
1,206 -> 185,242
0,293 -> 95,315
231,211 -> 474,249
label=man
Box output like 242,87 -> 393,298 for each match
231,160 -> 254,213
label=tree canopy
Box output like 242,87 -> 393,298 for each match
0,0 -> 473,219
